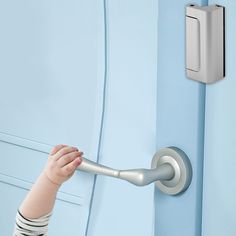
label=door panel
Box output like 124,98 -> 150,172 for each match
155,1 -> 207,236
0,1 -> 104,235
0,0 -> 103,153
202,1 -> 236,236
86,1 -> 158,235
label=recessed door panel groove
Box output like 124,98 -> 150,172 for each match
0,173 -> 84,205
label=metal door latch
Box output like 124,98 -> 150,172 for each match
77,147 -> 192,195
185,4 -> 225,84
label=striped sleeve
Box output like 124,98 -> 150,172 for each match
13,210 -> 51,236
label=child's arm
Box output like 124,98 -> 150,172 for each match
19,144 -> 83,219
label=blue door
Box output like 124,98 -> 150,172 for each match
0,1 -> 234,236
0,1 -> 157,235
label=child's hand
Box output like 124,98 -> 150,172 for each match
43,144 -> 83,186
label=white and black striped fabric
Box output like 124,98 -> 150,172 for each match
14,210 -> 51,236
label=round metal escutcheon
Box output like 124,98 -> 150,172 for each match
151,147 -> 192,195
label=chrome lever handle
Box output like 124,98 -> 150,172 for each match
78,157 -> 174,186
77,147 -> 192,195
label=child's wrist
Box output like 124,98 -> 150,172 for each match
42,171 -> 62,188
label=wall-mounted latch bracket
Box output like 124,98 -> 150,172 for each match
186,4 -> 225,84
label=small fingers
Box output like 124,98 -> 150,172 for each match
54,146 -> 79,160
57,151 -> 83,167
50,144 -> 67,155
62,157 -> 83,176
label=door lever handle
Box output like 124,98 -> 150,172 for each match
77,147 -> 192,195
78,157 -> 174,186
